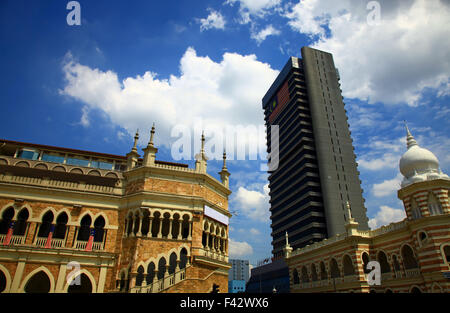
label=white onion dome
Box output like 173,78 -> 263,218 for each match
399,124 -> 449,187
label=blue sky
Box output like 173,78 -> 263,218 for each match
0,0 -> 449,266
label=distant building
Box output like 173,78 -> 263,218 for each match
228,280 -> 246,293
246,258 -> 290,293
285,127 -> 450,293
229,259 -> 250,282
0,127 -> 232,293
262,46 -> 368,258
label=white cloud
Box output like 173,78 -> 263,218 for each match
232,183 -> 270,221
249,228 -> 261,235
372,173 -> 403,197
368,205 -> 406,229
358,153 -> 400,171
251,24 -> 281,44
229,238 -> 253,257
60,48 -> 279,154
285,0 -> 450,106
198,9 -> 226,31
226,0 -> 281,22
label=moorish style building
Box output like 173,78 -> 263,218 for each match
285,126 -> 450,293
0,126 -> 232,293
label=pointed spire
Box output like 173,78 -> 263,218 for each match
149,123 -> 155,147
222,149 -> 227,171
201,131 -> 205,156
285,231 -> 289,245
132,129 -> 139,152
404,121 -> 417,149
346,201 -> 352,220
142,123 -> 158,167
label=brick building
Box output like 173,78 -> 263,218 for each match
0,125 -> 232,293
285,126 -> 450,293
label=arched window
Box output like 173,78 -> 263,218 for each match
13,208 -> 29,236
157,258 -> 166,280
0,269 -> 6,293
133,214 -> 140,236
320,262 -> 327,280
77,215 -> 92,241
151,212 -> 161,238
172,213 -> 180,239
443,245 -> 450,263
161,213 -> 170,238
54,212 -> 68,239
93,216 -> 105,242
141,211 -> 150,236
169,252 -> 177,274
136,266 -> 144,287
119,271 -> 126,291
392,255 -> 401,272
0,207 -> 15,235
410,198 -> 422,220
37,211 -> 54,238
362,252 -> 370,274
24,271 -> 51,293
301,267 -> 309,283
428,193 -> 442,216
292,269 -> 299,284
330,258 -> 340,279
377,251 -> 391,273
126,213 -> 133,237
311,264 -> 318,281
67,273 -> 93,293
146,262 -> 155,285
401,245 -> 419,269
180,248 -> 188,269
410,286 -> 421,293
343,255 -> 355,276
181,215 -> 190,239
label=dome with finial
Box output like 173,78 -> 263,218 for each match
399,123 -> 449,187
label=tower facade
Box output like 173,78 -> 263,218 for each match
263,46 -> 368,257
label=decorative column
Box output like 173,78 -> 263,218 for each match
136,212 -> 143,237
130,215 -> 136,237
123,217 -> 129,238
168,218 -> 173,239
187,220 -> 192,240
205,231 -> 210,250
147,215 -> 153,238
157,216 -> 162,238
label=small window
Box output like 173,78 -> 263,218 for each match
41,153 -> 65,163
66,156 -> 90,167
17,149 -> 39,160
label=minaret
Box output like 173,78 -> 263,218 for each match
195,131 -> 208,173
283,231 -> 292,258
344,201 -> 359,234
219,150 -> 230,188
142,123 -> 158,167
126,130 -> 140,170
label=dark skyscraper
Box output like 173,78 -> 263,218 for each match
263,47 -> 369,257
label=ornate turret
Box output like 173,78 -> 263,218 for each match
219,150 -> 230,188
195,132 -> 208,173
142,123 -> 158,167
399,123 -> 449,187
126,130 -> 140,170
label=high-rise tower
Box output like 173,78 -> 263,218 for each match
263,47 -> 369,257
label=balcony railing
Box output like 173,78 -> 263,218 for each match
199,248 -> 228,263
405,268 -> 420,277
35,237 -> 65,248
131,267 -> 188,293
74,240 -> 104,251
0,234 -> 25,245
